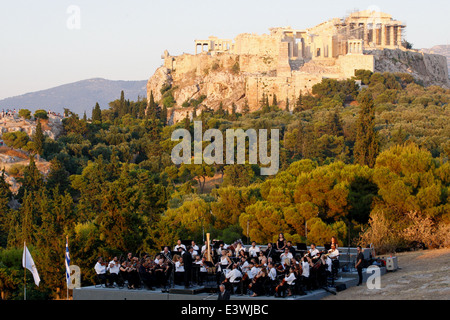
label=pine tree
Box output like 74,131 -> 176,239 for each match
354,91 -> 379,168
92,102 -> 102,123
119,90 -> 125,117
285,98 -> 290,112
294,92 -> 303,113
33,119 -> 45,156
327,107 -> 344,136
160,105 -> 168,126
148,91 -> 157,119
272,94 -> 278,107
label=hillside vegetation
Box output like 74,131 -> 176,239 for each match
0,70 -> 449,299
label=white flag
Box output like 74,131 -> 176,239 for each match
22,243 -> 40,287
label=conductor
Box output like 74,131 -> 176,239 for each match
183,246 -> 194,288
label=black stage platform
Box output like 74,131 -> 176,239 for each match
73,267 -> 386,300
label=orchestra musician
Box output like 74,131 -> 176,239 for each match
276,233 -> 287,262
107,256 -> 121,287
234,241 -> 245,257
94,257 -> 111,287
153,258 -> 169,289
276,266 -> 296,297
248,241 -> 260,258
267,262 -> 277,295
192,242 -> 200,258
308,243 -> 319,258
174,239 -> 186,253
174,255 -> 185,285
330,236 -> 338,248
286,241 -> 296,256
249,267 -> 268,297
139,258 -> 156,290
264,242 -> 275,260
328,243 -> 340,284
301,256 -> 311,291
276,233 -> 287,251
197,256 -> 209,285
280,247 -> 293,269
223,263 -> 242,294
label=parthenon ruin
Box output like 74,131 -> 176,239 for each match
194,10 -> 406,60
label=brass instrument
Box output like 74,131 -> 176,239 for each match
206,233 -> 212,263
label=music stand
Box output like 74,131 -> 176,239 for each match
296,243 -> 307,251
324,244 -> 331,251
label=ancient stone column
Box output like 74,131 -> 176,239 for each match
390,25 -> 394,47
397,26 -> 402,47
381,24 -> 386,47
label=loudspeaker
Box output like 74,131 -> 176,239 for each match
386,256 -> 398,271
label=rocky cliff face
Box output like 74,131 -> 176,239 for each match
147,53 -> 247,124
370,49 -> 450,87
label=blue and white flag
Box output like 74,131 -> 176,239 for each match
65,238 -> 71,285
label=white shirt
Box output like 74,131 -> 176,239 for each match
240,261 -> 249,273
107,260 -> 120,274
301,261 -> 310,278
174,244 -> 186,252
198,261 -> 207,273
269,267 -> 277,281
285,272 -> 296,285
94,262 -> 106,275
226,269 -> 242,283
248,245 -> 260,257
328,249 -> 339,260
309,248 -> 319,257
280,252 -> 293,264
248,266 -> 258,279
175,261 -> 185,272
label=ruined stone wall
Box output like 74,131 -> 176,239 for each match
337,54 -> 375,78
233,33 -> 281,57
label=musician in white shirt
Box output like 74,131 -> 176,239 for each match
107,256 -> 120,286
268,262 -> 277,281
277,267 -> 296,297
174,256 -> 185,285
226,264 -> 242,283
308,243 -> 319,258
174,239 -> 186,252
280,248 -> 293,267
328,244 -> 340,282
94,257 -> 111,287
248,241 -> 260,257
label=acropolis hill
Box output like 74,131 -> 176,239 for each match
146,10 -> 450,123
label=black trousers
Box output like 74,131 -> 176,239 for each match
357,267 -> 363,285
184,268 -> 192,287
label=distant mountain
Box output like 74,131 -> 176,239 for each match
0,78 -> 148,116
421,45 -> 450,75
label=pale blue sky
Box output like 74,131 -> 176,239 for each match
0,0 -> 449,99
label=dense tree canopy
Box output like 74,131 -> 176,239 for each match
1,72 -> 449,299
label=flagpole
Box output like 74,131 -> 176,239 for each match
24,241 -> 26,301
66,235 -> 69,300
